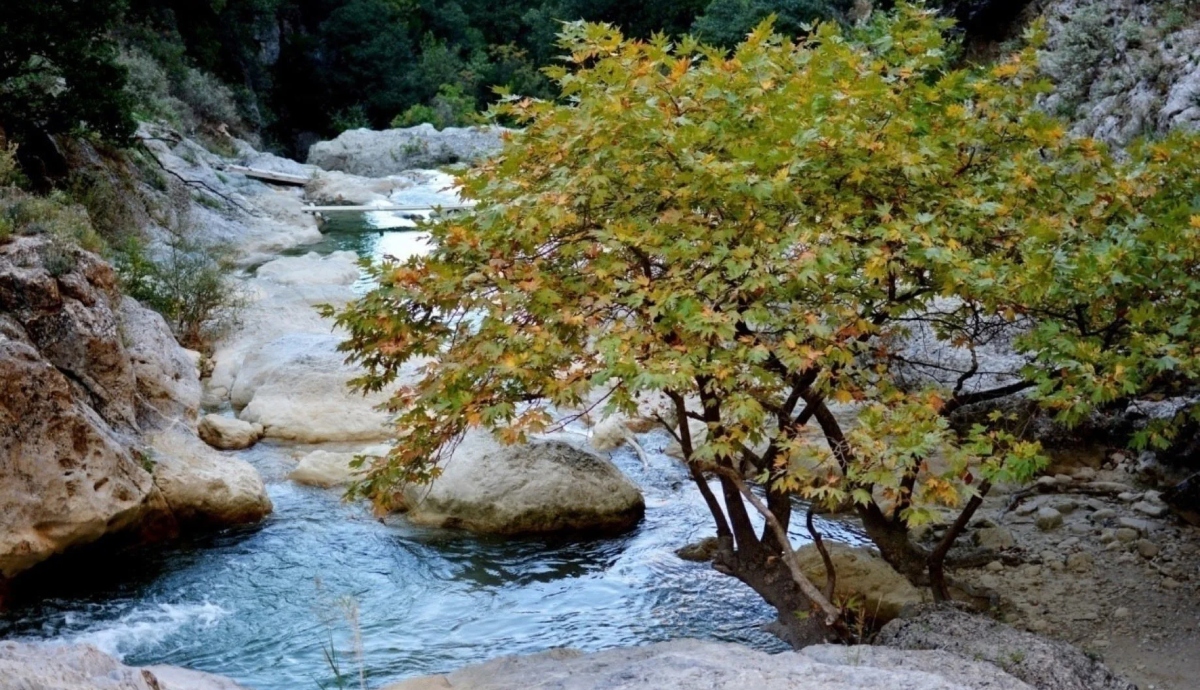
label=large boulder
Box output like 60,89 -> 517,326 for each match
306,124 -> 505,177
231,332 -> 401,442
0,237 -> 268,581
381,639 -> 1032,690
1,240 -> 161,578
402,432 -> 645,535
0,335 -> 159,578
148,430 -> 272,529
0,640 -> 250,690
878,604 -> 1137,690
795,542 -> 927,623
289,445 -> 388,488
198,414 -> 264,451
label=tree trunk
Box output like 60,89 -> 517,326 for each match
712,538 -> 836,648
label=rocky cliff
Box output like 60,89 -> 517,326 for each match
0,235 -> 270,585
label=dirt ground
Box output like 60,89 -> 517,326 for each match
951,458 -> 1200,690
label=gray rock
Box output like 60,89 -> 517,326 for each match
1114,528 -> 1140,543
878,604 -> 1136,690
1117,517 -> 1155,534
0,641 -> 248,690
1132,501 -> 1169,518
198,414 -> 263,451
1036,507 -> 1064,531
676,537 -> 720,562
1089,509 -> 1116,522
307,124 -> 506,177
403,431 -> 645,535
381,639 -> 1033,690
1136,539 -> 1160,559
974,526 -> 1017,550
1066,552 -> 1094,572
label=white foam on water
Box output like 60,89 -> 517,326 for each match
58,602 -> 229,659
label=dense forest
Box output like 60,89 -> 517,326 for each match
2,0 -> 1032,159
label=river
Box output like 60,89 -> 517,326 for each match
0,197 -> 864,690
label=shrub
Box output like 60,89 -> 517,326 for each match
390,84 -> 484,130
115,233 -> 244,350
0,188 -> 106,253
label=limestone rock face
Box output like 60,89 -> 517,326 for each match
0,336 -> 156,578
0,641 -> 250,690
794,542 -> 926,623
1040,0 -> 1200,145
198,414 -> 264,451
118,296 -> 202,429
231,332 -> 401,442
148,430 -> 272,529
878,604 -> 1137,690
0,239 -> 158,578
381,639 -> 1033,690
403,431 -> 645,535
306,124 -> 505,177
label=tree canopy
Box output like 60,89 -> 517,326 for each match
0,0 -> 136,145
331,3 -> 1200,642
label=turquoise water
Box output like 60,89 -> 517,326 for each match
0,216 -> 865,690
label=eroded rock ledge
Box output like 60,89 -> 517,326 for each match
0,236 -> 271,584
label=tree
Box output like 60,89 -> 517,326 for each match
0,0 -> 135,163
692,0 -> 852,47
328,4 -> 1200,644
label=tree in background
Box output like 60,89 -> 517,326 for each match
328,5 -> 1200,644
0,0 -> 135,180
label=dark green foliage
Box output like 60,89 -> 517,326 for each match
116,0 -> 861,153
0,0 -> 136,146
693,0 -> 852,47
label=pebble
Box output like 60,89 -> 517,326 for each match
1066,552 -> 1094,572
974,527 -> 1016,550
986,560 -> 1004,572
1163,578 -> 1181,589
1058,537 -> 1082,551
1143,490 -> 1164,505
1115,528 -> 1140,543
1137,539 -> 1160,559
1090,509 -> 1117,522
1133,501 -> 1169,518
1016,500 -> 1042,516
1073,467 -> 1097,480
1098,528 -> 1117,543
1088,481 -> 1134,493
1054,474 -> 1073,484
1118,491 -> 1143,502
1113,607 -> 1130,619
1118,517 -> 1156,533
1053,499 -> 1079,514
1036,507 -> 1064,531
1040,550 -> 1065,570
1036,475 -> 1059,489
1068,522 -> 1093,535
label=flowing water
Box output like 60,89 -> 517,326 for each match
0,201 -> 865,690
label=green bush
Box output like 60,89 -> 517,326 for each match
115,234 -> 244,350
0,187 -> 106,254
390,85 -> 484,130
